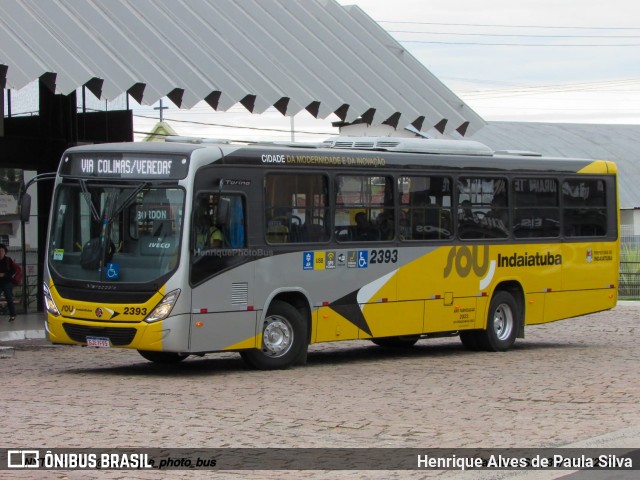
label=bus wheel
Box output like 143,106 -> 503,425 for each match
137,350 -> 189,364
241,300 -> 308,370
479,291 -> 519,352
371,335 -> 419,348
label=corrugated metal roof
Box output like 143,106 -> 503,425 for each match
0,0 -> 485,136
470,121 -> 640,209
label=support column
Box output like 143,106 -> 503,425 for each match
0,65 -> 6,137
1,89 -> 4,137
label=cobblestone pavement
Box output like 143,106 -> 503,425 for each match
1,303 -> 639,480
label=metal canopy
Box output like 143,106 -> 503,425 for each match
0,0 -> 485,136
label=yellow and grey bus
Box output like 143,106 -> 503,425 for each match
41,136 -> 619,369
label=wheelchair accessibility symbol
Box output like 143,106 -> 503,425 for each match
106,262 -> 120,280
357,250 -> 368,268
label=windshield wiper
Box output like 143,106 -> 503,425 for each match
110,182 -> 149,222
78,179 -> 149,226
79,179 -> 100,222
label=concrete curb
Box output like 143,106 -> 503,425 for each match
0,328 -> 46,342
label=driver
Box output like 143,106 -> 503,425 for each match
196,198 -> 222,249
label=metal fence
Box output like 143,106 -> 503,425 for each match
620,235 -> 640,299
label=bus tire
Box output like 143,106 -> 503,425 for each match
240,300 -> 308,370
459,330 -> 482,351
371,335 -> 419,348
137,350 -> 189,364
478,291 -> 519,352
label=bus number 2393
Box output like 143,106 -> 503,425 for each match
370,249 -> 398,264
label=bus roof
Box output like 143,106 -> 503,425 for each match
62,137 -> 615,176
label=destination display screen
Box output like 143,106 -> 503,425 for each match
59,153 -> 189,179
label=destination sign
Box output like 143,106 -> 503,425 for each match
60,154 -> 189,179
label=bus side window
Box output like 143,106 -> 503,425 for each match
399,175 -> 452,241
193,193 -> 245,250
457,177 -> 508,239
563,179 -> 607,237
513,177 -> 559,238
336,175 -> 393,242
265,173 -> 328,244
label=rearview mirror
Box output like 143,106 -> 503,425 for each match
19,193 -> 31,223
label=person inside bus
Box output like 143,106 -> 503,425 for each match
487,195 -> 509,232
458,200 -> 478,223
195,207 -> 223,249
375,211 -> 394,240
354,211 -> 376,241
411,195 -> 441,239
457,199 -> 481,238
398,210 -> 411,240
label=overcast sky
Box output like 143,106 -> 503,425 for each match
130,0 -> 640,140
353,0 -> 640,120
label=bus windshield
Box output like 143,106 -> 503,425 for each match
48,181 -> 185,284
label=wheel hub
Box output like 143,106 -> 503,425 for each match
493,304 -> 514,341
262,317 -> 292,357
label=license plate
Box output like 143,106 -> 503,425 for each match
86,336 -> 110,348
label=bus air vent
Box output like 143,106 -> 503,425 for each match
354,141 -> 376,148
231,282 -> 249,305
333,141 -> 356,148
376,141 -> 401,148
324,136 -> 493,156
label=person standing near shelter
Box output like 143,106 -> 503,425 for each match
0,244 -> 17,322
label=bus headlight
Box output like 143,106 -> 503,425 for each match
43,283 -> 60,316
145,289 -> 180,323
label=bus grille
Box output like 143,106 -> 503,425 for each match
62,324 -> 137,346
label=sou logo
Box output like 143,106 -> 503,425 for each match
444,245 -> 496,290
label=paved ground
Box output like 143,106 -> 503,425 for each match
0,303 -> 639,479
